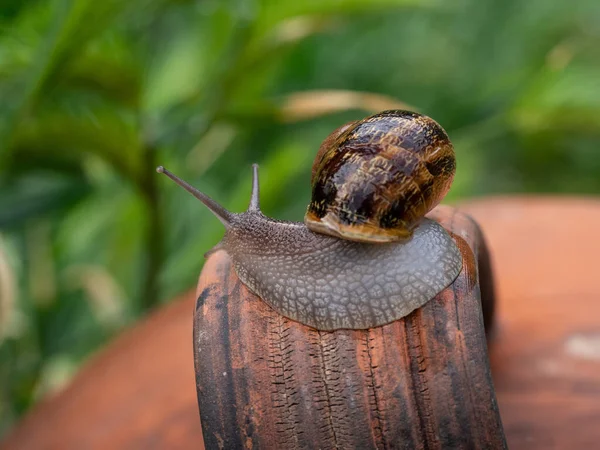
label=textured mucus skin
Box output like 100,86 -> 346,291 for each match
222,212 -> 462,331
306,110 -> 456,243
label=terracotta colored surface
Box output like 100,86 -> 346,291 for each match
193,206 -> 506,449
460,197 -> 600,450
0,292 -> 203,450
2,196 -> 600,449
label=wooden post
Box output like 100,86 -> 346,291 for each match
193,206 -> 507,449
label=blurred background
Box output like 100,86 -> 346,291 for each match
1,0 -> 599,436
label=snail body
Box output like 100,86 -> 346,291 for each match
158,110 -> 462,331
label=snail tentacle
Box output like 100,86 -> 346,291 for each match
248,164 -> 261,212
157,166 -> 234,228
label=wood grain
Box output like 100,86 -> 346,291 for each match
194,206 -> 507,449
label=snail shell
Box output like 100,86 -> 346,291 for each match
157,110 -> 462,330
306,110 -> 456,243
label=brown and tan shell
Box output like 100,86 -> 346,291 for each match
305,110 -> 456,243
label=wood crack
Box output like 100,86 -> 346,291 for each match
268,314 -> 303,448
316,331 -> 341,449
364,331 -> 388,449
405,313 -> 438,449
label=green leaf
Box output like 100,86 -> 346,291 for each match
0,172 -> 90,229
0,0 -> 136,159
12,106 -> 142,184
255,0 -> 430,32
511,65 -> 600,132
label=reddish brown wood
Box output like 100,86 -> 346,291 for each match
194,206 -> 507,449
4,197 -> 600,450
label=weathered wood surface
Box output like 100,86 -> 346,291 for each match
194,206 -> 507,449
4,197 -> 600,450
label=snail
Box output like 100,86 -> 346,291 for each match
157,110 -> 462,331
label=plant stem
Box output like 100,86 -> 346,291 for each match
139,144 -> 163,312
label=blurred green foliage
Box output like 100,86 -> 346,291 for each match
1,0 -> 599,436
